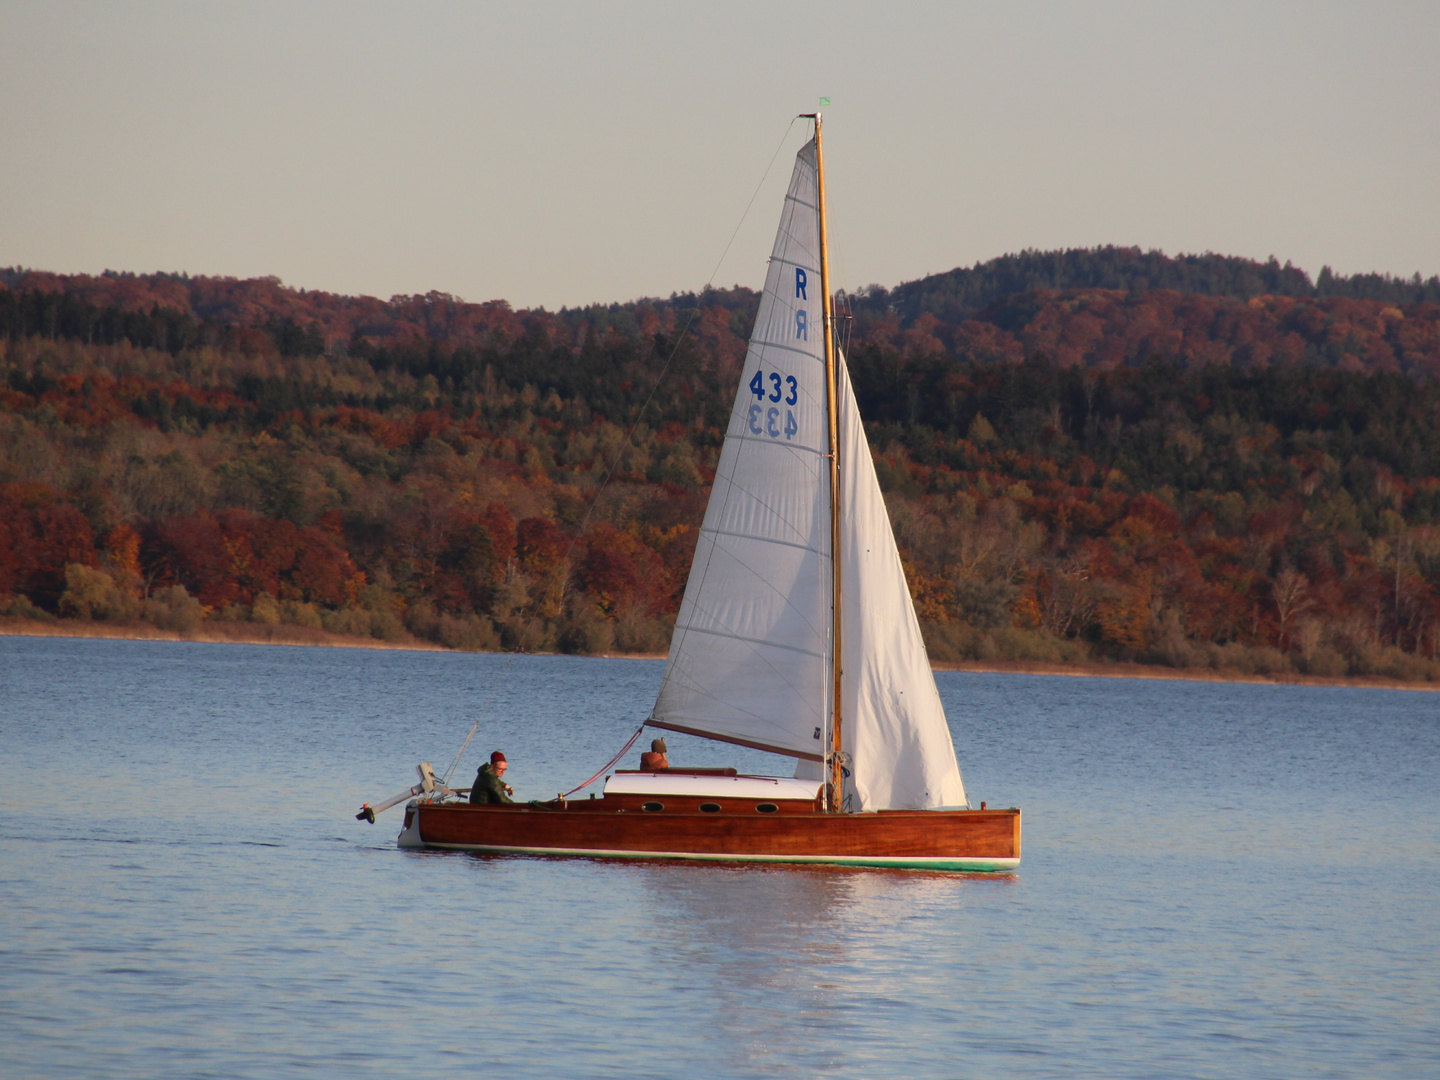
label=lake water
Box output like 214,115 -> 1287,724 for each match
1,636 -> 1437,1079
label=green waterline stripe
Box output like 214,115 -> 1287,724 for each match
416,841 -> 1019,873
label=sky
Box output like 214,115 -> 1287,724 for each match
1,1 -> 1437,310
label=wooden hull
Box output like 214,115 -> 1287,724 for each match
400,799 -> 1020,872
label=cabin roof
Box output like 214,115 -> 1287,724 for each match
603,772 -> 821,801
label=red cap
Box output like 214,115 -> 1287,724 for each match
490,750 -> 507,764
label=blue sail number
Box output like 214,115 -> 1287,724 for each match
749,370 -> 799,405
747,368 -> 800,441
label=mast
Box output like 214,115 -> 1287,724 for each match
811,113 -> 844,813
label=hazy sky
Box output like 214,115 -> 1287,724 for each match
2,1 -> 1436,310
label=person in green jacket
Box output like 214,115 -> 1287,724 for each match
469,750 -> 514,805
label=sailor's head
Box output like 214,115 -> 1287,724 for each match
490,750 -> 508,775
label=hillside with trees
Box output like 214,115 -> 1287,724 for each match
5,248 -> 1440,682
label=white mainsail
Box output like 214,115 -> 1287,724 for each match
651,139 -> 831,761
651,133 -> 967,810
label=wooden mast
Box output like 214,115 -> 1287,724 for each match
811,113 -> 844,812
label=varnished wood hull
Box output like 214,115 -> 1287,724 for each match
400,801 -> 1020,872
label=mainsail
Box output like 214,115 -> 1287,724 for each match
651,139 -> 831,761
650,134 -> 967,810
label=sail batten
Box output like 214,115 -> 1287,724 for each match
663,623 -> 825,659
735,342 -> 821,362
698,528 -> 824,555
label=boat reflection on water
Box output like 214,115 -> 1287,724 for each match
627,861 -> 1016,1073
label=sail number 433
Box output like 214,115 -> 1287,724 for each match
748,369 -> 799,441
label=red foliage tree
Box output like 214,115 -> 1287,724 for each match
516,517 -> 569,577
0,484 -> 98,608
290,527 -> 364,607
579,523 -> 669,615
146,514 -> 238,608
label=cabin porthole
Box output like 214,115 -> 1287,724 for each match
642,801 -> 664,812
699,802 -> 722,813
755,803 -> 779,814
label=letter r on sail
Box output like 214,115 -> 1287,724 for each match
796,310 -> 808,340
795,268 -> 807,299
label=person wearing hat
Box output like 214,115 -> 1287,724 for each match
469,750 -> 514,805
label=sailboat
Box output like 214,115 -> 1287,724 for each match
379,115 -> 1020,871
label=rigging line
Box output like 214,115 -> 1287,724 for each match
562,723 -> 646,797
445,656 -> 517,784
817,163 -> 854,361
505,118 -> 803,657
446,123 -> 805,781
563,118 -> 802,522
441,718 -> 480,785
709,118 -> 803,298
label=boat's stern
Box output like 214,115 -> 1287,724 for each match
397,801 -> 424,849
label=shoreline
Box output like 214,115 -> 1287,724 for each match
0,616 -> 447,653
929,657 -> 1440,692
3,617 -> 1437,692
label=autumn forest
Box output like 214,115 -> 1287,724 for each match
5,246 -> 1440,682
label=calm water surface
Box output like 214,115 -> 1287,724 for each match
1,636 -> 1437,1078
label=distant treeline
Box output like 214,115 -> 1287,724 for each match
846,246 -> 1440,324
0,287 -> 325,358
7,247 -> 1440,359
4,250 -> 1440,682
